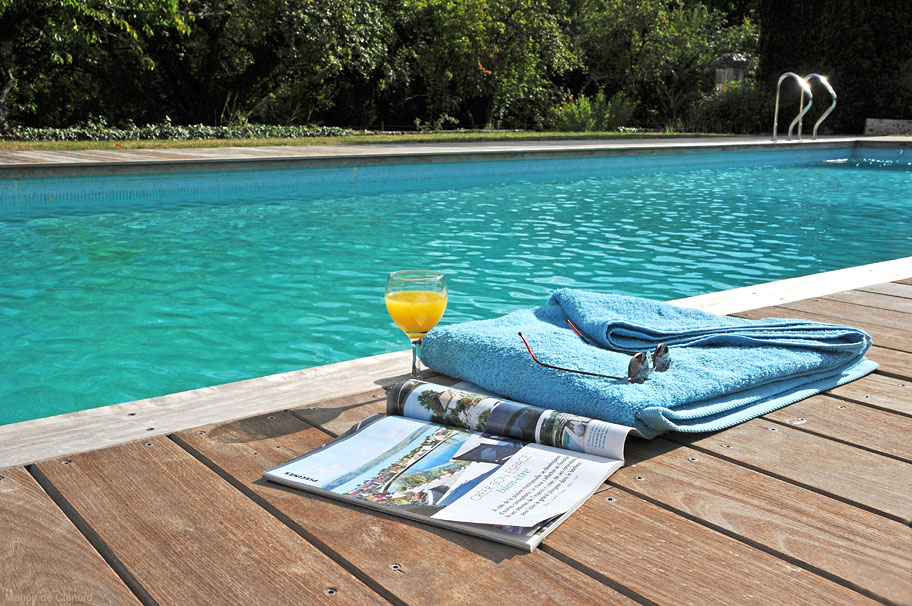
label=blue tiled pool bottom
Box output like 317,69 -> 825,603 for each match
1,146 -> 910,423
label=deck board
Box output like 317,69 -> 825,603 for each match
826,373 -> 912,416
787,297 -> 912,332
859,282 -> 912,299
173,411 -> 634,605
289,374 -> 458,437
543,487 -> 882,606
762,394 -> 912,461
613,439 -> 912,605
861,346 -> 912,379
674,418 -> 911,523
34,437 -> 387,606
0,466 -> 142,605
825,289 -> 912,311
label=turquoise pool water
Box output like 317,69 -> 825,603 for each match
1,147 -> 910,424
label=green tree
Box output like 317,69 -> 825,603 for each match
572,0 -> 757,129
443,393 -> 485,428
476,0 -> 577,127
637,2 -> 759,128
92,0 -> 390,125
382,0 -> 575,129
417,389 -> 447,423
571,0 -> 664,99
0,0 -> 189,131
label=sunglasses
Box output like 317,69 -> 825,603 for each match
517,319 -> 670,384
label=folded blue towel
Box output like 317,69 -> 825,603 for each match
420,289 -> 877,438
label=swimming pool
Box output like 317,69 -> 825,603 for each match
1,144 -> 910,424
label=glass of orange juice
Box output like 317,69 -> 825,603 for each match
385,270 -> 448,378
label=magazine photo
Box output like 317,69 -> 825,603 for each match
264,380 -> 633,550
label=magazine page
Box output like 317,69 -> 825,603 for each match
263,413 -> 620,549
386,379 -> 632,460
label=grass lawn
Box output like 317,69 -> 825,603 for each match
0,130 -> 726,152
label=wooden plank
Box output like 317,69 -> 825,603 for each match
763,394 -> 912,461
825,289 -> 912,312
897,278 -> 912,286
670,258 -> 912,315
611,439 -> 912,605
0,466 -> 142,606
0,349 -> 415,469
290,390 -> 388,436
290,375 -> 458,437
174,409 -> 636,606
864,345 -> 912,379
673,420 -> 911,523
826,373 -> 912,417
859,281 -> 912,299
732,306 -> 912,353
543,485 -> 882,606
783,297 -> 912,332
35,437 -> 386,606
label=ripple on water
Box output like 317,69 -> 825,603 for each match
0,159 -> 910,422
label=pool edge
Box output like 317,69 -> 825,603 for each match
2,135 -> 911,179
1,256 -> 910,469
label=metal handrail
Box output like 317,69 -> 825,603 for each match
772,72 -> 813,142
802,74 -> 837,140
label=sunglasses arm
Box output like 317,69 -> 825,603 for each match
518,332 -> 630,381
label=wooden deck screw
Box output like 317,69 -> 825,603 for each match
634,475 -> 645,481
837,405 -> 846,409
722,444 -> 733,449
323,588 -> 337,596
146,427 -> 155,431
769,427 -> 779,432
197,431 -> 206,435
389,563 -> 402,571
144,442 -> 153,447
62,460 -> 72,465
127,412 -> 136,417
267,415 -> 276,420
688,457 -> 698,462
604,496 -> 616,502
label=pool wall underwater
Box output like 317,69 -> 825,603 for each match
2,142 -> 910,206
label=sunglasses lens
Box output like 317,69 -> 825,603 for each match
627,352 -> 650,383
653,343 -> 670,372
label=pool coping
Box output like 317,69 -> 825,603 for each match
1,256 -> 910,469
2,135 -> 912,178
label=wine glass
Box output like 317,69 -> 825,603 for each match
385,270 -> 448,378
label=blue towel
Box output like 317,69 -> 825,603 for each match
420,289 -> 877,438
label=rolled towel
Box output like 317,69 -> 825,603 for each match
420,290 -> 876,438
551,289 -> 872,353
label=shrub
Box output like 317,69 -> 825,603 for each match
550,91 -> 635,132
0,117 -> 367,142
688,79 -> 770,134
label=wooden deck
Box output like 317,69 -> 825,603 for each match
2,281 -> 910,605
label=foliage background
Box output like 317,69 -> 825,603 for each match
0,0 -> 908,135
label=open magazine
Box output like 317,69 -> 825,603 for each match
263,379 -> 634,551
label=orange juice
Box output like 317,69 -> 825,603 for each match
385,290 -> 448,339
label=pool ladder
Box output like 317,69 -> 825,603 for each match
772,72 -> 837,142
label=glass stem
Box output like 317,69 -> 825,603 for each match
411,339 -> 422,378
